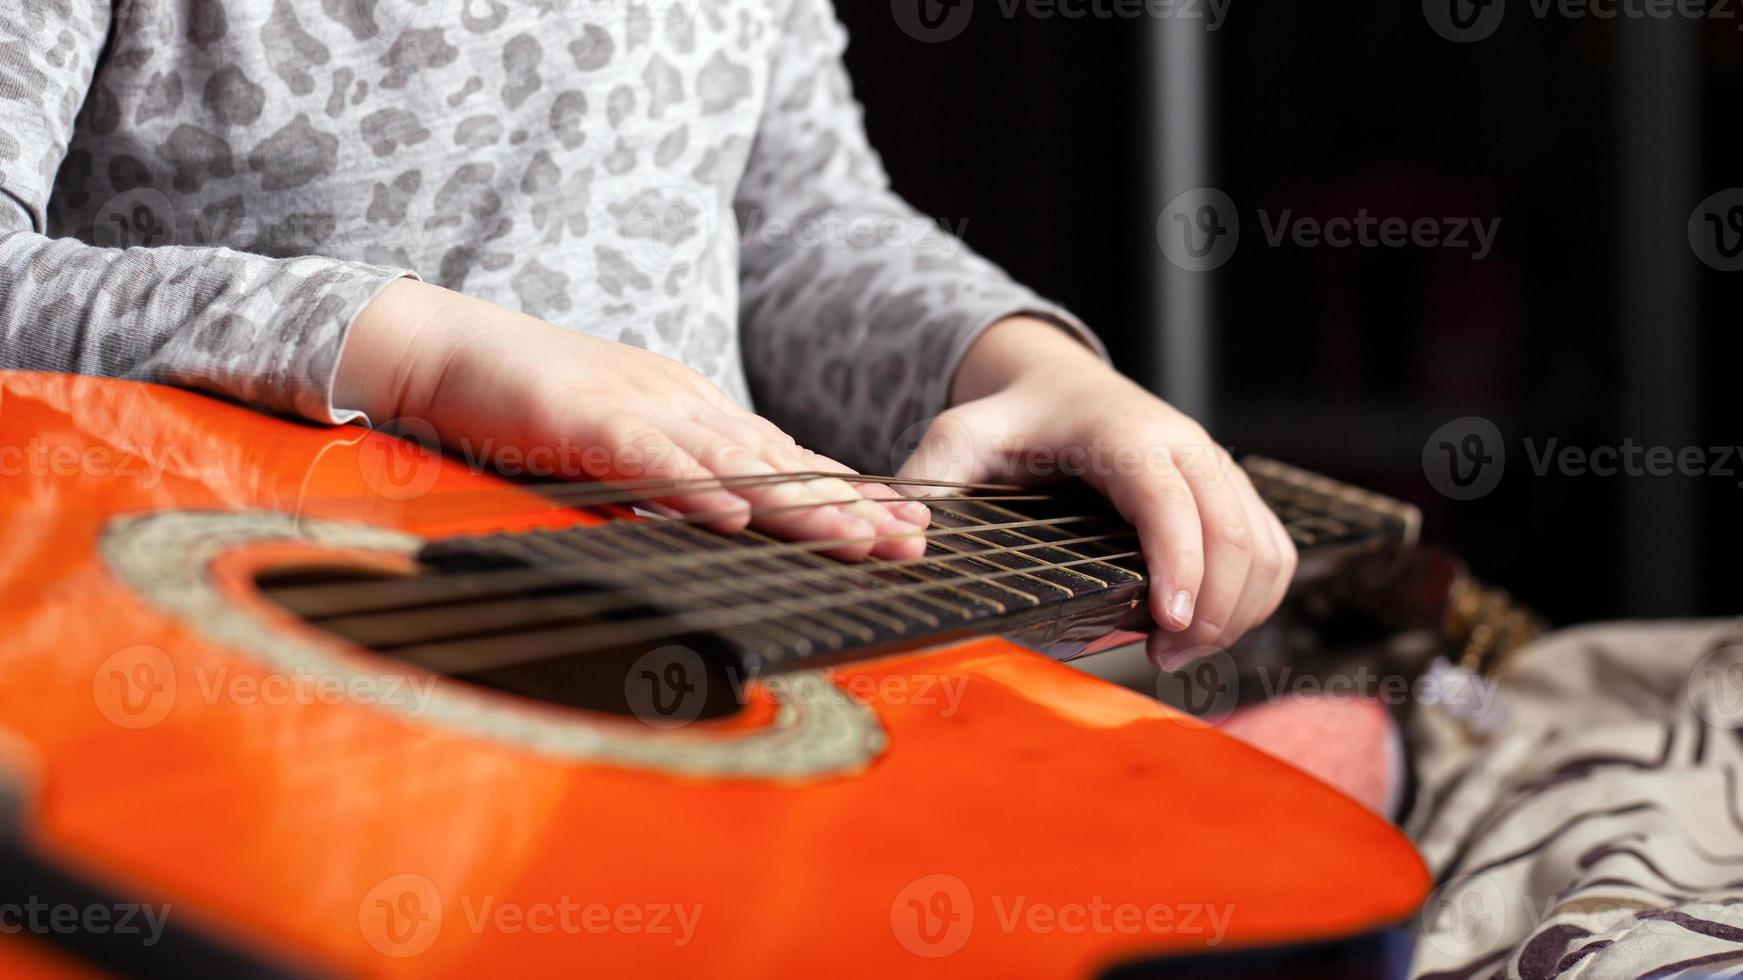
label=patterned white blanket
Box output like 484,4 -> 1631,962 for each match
1408,618 -> 1743,978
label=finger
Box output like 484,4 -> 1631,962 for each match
587,419 -> 752,533
762,449 -> 921,561
681,436 -> 883,562
689,415 -> 922,560
1146,628 -> 1224,673
1074,439 -> 1205,633
1208,477 -> 1287,649
798,448 -> 932,528
1169,444 -> 1252,649
790,448 -> 929,561
1235,466 -> 1299,627
893,404 -> 1001,497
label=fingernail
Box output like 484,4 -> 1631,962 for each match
1166,589 -> 1195,631
894,500 -> 931,525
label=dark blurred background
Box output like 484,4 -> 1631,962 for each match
839,0 -> 1741,626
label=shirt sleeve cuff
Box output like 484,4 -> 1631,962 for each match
273,262 -> 421,426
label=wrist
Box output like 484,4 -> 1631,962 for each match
950,315 -> 1110,405
334,278 -> 471,423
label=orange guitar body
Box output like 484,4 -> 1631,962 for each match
0,372 -> 1427,977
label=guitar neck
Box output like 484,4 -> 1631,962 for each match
264,458 -> 1423,700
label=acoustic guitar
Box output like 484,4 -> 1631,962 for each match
0,371 -> 1428,978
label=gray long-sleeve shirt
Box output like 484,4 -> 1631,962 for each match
0,0 -> 1096,470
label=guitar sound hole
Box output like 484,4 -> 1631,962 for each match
255,563 -> 747,723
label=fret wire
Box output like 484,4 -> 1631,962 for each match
563,524 -> 834,654
920,537 -> 1045,609
926,507 -> 1076,598
654,522 -> 892,642
966,500 -> 1142,585
282,514 -> 1102,619
556,523 -> 852,654
730,525 -> 983,626
935,502 -> 1111,590
861,547 -> 1009,617
723,525 -> 955,630
389,550 -> 1145,677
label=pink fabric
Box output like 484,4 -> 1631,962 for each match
1215,697 -> 1402,816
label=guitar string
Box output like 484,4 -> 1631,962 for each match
275,487 -> 1121,615
272,494 -> 1090,617
374,480 -> 1394,669
282,513 -> 1131,622
277,475 -> 1383,623
326,530 -> 1142,646
387,549 -> 1146,675
270,472 -> 1395,671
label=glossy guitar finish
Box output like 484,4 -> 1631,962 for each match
0,372 -> 1427,977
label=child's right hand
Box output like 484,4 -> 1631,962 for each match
335,279 -> 928,561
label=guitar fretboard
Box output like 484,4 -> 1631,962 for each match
263,458 -> 1419,703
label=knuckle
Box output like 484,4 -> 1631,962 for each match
1140,471 -> 1195,509
1250,540 -> 1285,578
705,442 -> 758,470
1212,517 -> 1253,553
609,423 -> 666,455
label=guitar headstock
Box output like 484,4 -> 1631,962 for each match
1242,455 -> 1422,588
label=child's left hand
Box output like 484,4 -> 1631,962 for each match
897,316 -> 1298,662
